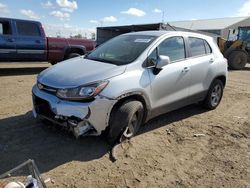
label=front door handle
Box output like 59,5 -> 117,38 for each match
182,67 -> 190,73
7,38 -> 15,42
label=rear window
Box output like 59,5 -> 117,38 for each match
189,37 -> 212,57
189,37 -> 206,57
204,40 -> 212,54
0,21 -> 12,35
16,21 -> 41,37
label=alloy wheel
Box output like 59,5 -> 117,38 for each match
210,84 -> 222,107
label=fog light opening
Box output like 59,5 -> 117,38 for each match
68,119 -> 96,138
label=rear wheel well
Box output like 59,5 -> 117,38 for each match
214,75 -> 226,87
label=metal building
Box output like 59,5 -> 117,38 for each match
96,17 -> 250,45
96,23 -> 218,45
169,17 -> 250,39
96,23 -> 185,45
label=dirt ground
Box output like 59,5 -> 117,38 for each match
0,63 -> 249,188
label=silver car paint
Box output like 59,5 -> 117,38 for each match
38,57 -> 126,88
32,85 -> 117,133
32,31 -> 227,135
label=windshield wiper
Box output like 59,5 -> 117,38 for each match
85,56 -> 116,65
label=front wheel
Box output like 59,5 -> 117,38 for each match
203,79 -> 224,110
228,51 -> 248,70
107,100 -> 144,145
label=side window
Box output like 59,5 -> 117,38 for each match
189,37 -> 206,57
16,21 -> 41,37
204,40 -> 212,54
0,21 -> 12,35
158,36 -> 185,62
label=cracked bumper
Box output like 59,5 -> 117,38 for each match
32,85 -> 116,134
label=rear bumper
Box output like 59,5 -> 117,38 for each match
32,84 -> 116,136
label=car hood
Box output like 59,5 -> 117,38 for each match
38,57 -> 126,88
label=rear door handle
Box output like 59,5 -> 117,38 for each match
209,58 -> 214,63
35,40 -> 41,44
182,67 -> 190,73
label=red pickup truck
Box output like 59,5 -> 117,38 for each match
0,17 -> 95,64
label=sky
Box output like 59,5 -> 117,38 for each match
0,0 -> 250,38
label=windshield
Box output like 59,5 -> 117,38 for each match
239,27 -> 250,41
239,27 -> 250,49
86,35 -> 156,65
239,27 -> 250,48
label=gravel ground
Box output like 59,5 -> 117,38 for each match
0,63 -> 249,188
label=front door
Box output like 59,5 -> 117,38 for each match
14,20 -> 46,61
147,36 -> 191,116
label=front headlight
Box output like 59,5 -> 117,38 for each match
56,81 -> 109,100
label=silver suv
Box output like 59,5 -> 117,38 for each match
32,31 -> 227,144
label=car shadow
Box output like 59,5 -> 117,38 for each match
139,104 -> 208,135
0,111 -> 110,174
228,66 -> 250,72
0,67 -> 48,76
242,66 -> 250,71
0,104 -> 207,174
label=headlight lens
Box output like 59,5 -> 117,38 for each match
56,81 -> 109,100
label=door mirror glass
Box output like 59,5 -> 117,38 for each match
146,57 -> 157,68
155,55 -> 170,69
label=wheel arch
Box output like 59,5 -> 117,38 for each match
109,92 -> 151,126
64,45 -> 86,59
212,75 -> 226,87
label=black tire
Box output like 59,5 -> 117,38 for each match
203,79 -> 224,110
107,100 -> 144,145
228,51 -> 248,70
50,61 -> 57,65
66,53 -> 81,59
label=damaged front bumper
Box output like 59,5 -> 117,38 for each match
32,84 -> 116,138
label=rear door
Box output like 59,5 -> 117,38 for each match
0,19 -> 16,61
14,20 -> 46,61
187,37 -> 214,101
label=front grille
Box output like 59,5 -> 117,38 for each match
37,82 -> 57,94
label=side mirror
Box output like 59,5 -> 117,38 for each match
155,55 -> 170,69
